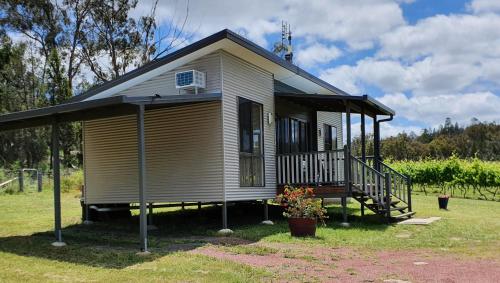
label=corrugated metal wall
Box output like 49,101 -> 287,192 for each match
114,52 -> 222,97
84,101 -> 224,204
317,111 -> 344,151
221,51 -> 277,201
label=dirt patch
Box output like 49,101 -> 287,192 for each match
190,241 -> 500,282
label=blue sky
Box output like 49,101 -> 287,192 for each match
137,0 -> 500,136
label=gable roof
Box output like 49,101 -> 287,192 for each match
69,29 -> 350,103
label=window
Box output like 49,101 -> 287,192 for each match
276,117 -> 311,154
324,124 -> 338,151
239,98 -> 264,187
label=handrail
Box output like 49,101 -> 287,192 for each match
379,161 -> 408,180
377,161 -> 411,210
350,156 -> 384,177
276,149 -> 344,157
350,156 -> 390,206
0,177 -> 18,189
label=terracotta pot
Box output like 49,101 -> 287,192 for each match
288,217 -> 317,237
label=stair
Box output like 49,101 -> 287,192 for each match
350,156 -> 414,221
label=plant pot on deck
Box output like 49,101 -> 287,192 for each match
288,218 -> 317,237
438,196 -> 449,209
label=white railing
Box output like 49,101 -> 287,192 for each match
276,149 -> 345,186
350,156 -> 390,207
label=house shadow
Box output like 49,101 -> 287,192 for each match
0,202 -> 389,269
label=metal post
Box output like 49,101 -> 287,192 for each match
340,196 -> 349,227
222,202 -> 228,229
343,145 -> 350,194
51,118 -> 65,246
137,104 -> 148,253
148,203 -> 153,225
373,119 -> 380,172
18,170 -> 24,192
385,172 -> 391,219
360,110 -> 366,216
263,199 -> 269,221
37,171 -> 42,192
345,103 -> 352,195
407,176 -> 412,213
198,202 -> 202,210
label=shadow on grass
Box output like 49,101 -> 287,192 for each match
0,202 -> 389,269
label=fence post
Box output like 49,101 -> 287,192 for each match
406,175 -> 412,212
37,171 -> 43,192
385,172 -> 391,219
18,170 -> 24,192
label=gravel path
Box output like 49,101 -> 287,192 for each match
190,240 -> 500,282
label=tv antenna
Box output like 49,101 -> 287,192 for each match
273,21 -> 293,62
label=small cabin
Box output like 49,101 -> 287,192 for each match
0,29 -> 413,252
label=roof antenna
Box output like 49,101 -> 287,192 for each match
273,21 -> 293,63
284,23 -> 293,63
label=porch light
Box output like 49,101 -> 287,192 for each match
267,112 -> 273,125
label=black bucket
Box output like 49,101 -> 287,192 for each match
438,197 -> 449,209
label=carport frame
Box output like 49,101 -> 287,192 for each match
0,93 -> 222,252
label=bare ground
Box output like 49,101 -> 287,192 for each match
188,238 -> 500,283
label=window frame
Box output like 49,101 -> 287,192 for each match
238,97 -> 265,187
324,124 -> 338,151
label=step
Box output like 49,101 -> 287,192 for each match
391,211 -> 416,219
380,206 -> 408,212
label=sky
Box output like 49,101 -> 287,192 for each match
131,0 -> 500,137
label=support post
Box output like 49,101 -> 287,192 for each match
222,202 -> 228,229
37,171 -> 42,192
407,176 -> 412,213
373,119 -> 381,172
345,103 -> 352,195
343,145 -> 350,194
385,172 -> 391,219
18,170 -> 24,192
137,104 -> 148,253
340,196 -> 349,227
264,200 -> 269,221
198,202 -> 202,210
360,110 -> 366,216
51,118 -> 65,246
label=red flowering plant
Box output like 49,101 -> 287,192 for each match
276,186 -> 328,224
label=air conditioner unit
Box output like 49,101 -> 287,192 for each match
175,70 -> 206,92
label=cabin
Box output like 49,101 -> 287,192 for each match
0,29 -> 414,252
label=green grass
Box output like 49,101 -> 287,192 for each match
0,188 -> 498,282
0,190 -> 269,282
233,192 -> 500,257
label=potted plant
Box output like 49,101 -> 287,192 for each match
438,194 -> 450,209
276,186 -> 328,237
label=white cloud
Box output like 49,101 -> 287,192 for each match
133,0 -> 406,49
377,13 -> 500,61
320,65 -> 361,94
468,0 -> 500,14
295,43 -> 342,68
378,92 -> 500,126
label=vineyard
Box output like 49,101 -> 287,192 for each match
389,156 -> 500,201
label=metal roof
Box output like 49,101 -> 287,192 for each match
275,92 -> 395,117
0,93 -> 222,131
67,29 -> 350,103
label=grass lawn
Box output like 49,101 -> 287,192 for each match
0,188 -> 498,282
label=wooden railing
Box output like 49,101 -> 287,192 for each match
378,161 -> 412,212
360,156 -> 412,212
276,149 -> 345,186
350,156 -> 390,209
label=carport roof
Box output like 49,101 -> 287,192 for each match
0,93 -> 222,131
